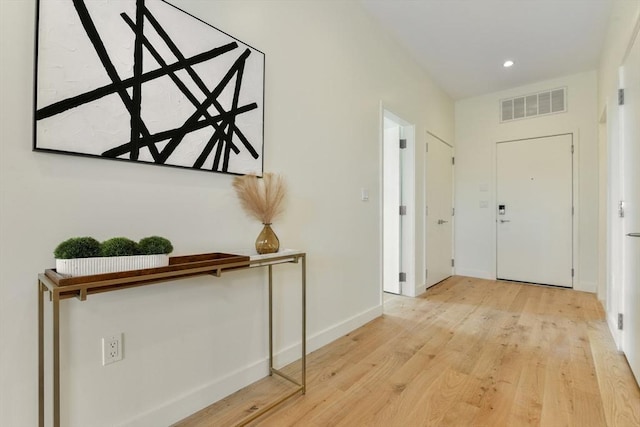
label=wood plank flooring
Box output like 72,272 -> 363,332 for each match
175,276 -> 640,426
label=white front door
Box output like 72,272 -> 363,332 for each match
496,134 -> 573,287
425,133 -> 453,288
620,29 -> 640,384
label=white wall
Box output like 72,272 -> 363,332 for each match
0,1 -> 453,426
454,71 -> 599,292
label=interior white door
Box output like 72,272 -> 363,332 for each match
496,134 -> 573,287
383,122 -> 401,294
426,134 -> 453,288
620,30 -> 640,384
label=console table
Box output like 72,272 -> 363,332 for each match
38,250 -> 307,427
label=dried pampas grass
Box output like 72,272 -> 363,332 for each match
232,173 -> 286,224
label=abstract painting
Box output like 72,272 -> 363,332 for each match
34,0 -> 265,175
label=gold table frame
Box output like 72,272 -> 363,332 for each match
38,251 -> 306,427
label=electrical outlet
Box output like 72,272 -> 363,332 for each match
102,334 -> 123,366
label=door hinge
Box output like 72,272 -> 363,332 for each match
571,268 -> 574,277
400,138 -> 407,149
452,157 -> 455,165
619,200 -> 625,218
451,259 -> 455,267
399,272 -> 407,282
618,313 -> 624,330
618,88 -> 625,106
425,269 -> 428,280
452,207 -> 455,216
425,143 -> 429,152
571,145 -> 574,154
572,206 -> 574,215
399,205 -> 407,216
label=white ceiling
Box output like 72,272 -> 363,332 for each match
361,0 -> 614,100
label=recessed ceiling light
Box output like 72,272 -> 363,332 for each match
503,60 -> 514,68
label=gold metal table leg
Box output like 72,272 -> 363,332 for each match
301,254 -> 306,394
235,257 -> 306,426
52,291 -> 60,427
38,281 -> 45,427
268,264 -> 273,375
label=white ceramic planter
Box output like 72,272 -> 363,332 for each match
55,254 -> 169,277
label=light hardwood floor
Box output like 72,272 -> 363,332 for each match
175,276 -> 640,426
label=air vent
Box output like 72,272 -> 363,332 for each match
525,95 -> 537,117
551,89 -> 565,112
513,97 -> 525,119
501,99 -> 513,121
538,91 -> 551,114
501,87 -> 566,122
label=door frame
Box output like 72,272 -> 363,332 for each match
493,132 -> 578,287
379,104 -> 416,298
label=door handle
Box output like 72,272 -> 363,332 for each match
628,233 -> 640,237
437,219 -> 449,225
500,219 -> 511,223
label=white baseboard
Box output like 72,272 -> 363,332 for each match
575,280 -> 597,293
454,268 -> 494,280
119,304 -> 383,427
293,304 -> 382,365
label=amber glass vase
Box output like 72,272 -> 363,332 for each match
256,223 -> 279,254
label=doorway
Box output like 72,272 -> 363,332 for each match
496,134 -> 574,287
381,109 -> 415,296
425,132 -> 454,288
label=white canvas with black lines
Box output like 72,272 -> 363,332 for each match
34,0 -> 265,175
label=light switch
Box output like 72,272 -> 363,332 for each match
361,188 -> 369,202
